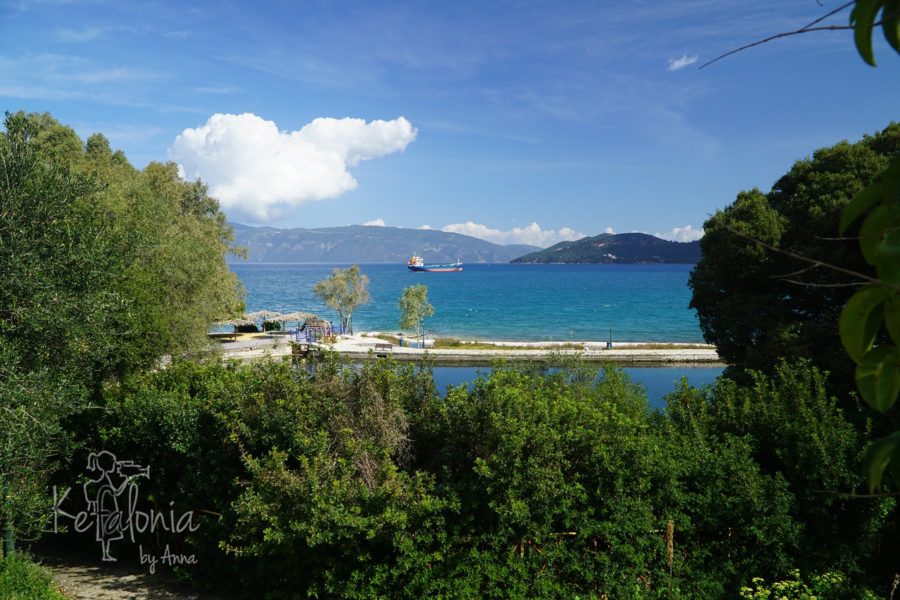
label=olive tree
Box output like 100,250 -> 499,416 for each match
0,111 -> 245,553
313,265 -> 370,334
399,284 -> 434,347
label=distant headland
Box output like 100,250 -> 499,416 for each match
229,223 -> 701,264
510,232 -> 701,264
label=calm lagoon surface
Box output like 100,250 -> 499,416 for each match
232,262 -> 704,343
430,366 -> 722,409
232,262 -> 721,403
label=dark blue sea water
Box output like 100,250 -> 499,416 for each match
231,262 -> 703,343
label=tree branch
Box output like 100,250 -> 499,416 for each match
771,264 -> 820,279
722,224 -> 900,293
700,1 -> 858,69
782,279 -> 867,288
814,490 -> 900,498
701,24 -> 856,69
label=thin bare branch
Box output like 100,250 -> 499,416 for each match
816,224 -> 900,241
771,264 -> 819,279
722,224 -> 900,293
814,490 -> 900,498
782,279 -> 867,288
814,234 -> 861,241
798,1 -> 858,32
700,24 -> 856,69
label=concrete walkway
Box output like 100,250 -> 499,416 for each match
324,334 -> 723,366
212,333 -> 723,366
215,333 -> 293,361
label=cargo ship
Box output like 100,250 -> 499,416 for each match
407,255 -> 463,272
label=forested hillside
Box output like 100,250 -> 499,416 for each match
511,232 -> 701,264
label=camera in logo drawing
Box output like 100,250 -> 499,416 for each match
83,451 -> 150,562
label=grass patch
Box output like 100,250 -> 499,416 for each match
0,555 -> 67,600
433,339 -> 584,350
614,343 -> 712,350
363,335 -> 584,351
362,335 -> 711,352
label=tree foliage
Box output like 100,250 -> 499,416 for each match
0,111 -> 243,549
1,111 -> 244,378
692,0 -> 900,494
398,284 -> 434,342
313,265 -> 370,334
689,123 -> 900,389
66,356 -> 885,598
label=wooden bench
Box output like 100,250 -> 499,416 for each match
208,332 -> 237,342
374,343 -> 392,351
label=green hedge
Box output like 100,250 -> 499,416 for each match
57,356 -> 891,598
0,555 -> 66,600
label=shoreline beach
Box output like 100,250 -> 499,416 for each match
214,332 -> 724,367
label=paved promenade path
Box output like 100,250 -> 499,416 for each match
215,333 -> 723,367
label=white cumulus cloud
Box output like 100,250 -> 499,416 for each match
440,221 -> 585,247
604,226 -> 615,234
169,113 -> 417,222
667,53 -> 698,71
655,225 -> 704,242
362,218 -> 385,226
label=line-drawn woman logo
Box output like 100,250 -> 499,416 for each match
83,451 -> 149,561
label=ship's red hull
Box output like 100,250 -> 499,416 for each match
408,265 -> 463,272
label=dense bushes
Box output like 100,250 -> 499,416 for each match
0,555 -> 66,600
1,111 -> 244,551
52,356 -> 888,598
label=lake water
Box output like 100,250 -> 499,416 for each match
231,262 -> 703,343
231,262 -> 721,401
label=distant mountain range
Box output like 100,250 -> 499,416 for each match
228,223 -> 540,263
510,233 -> 701,264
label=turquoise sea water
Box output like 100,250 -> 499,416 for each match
231,263 -> 720,400
231,262 -> 704,343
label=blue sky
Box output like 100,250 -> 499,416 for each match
2,0 -> 899,246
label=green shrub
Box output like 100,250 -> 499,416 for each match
663,359 -> 892,586
738,569 -> 880,600
0,555 -> 66,600
56,357 -> 893,598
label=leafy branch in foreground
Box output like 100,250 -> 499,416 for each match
702,1 -> 900,69
839,156 -> 900,491
700,0 -> 900,492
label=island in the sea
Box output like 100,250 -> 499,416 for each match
510,232 -> 701,264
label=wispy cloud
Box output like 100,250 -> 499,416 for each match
362,218 -> 385,227
164,30 -> 191,40
73,123 -> 164,144
193,85 -> 238,95
655,225 -> 704,242
0,53 -> 190,112
441,221 -> 584,247
667,53 -> 698,71
55,26 -> 103,42
68,67 -> 156,83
